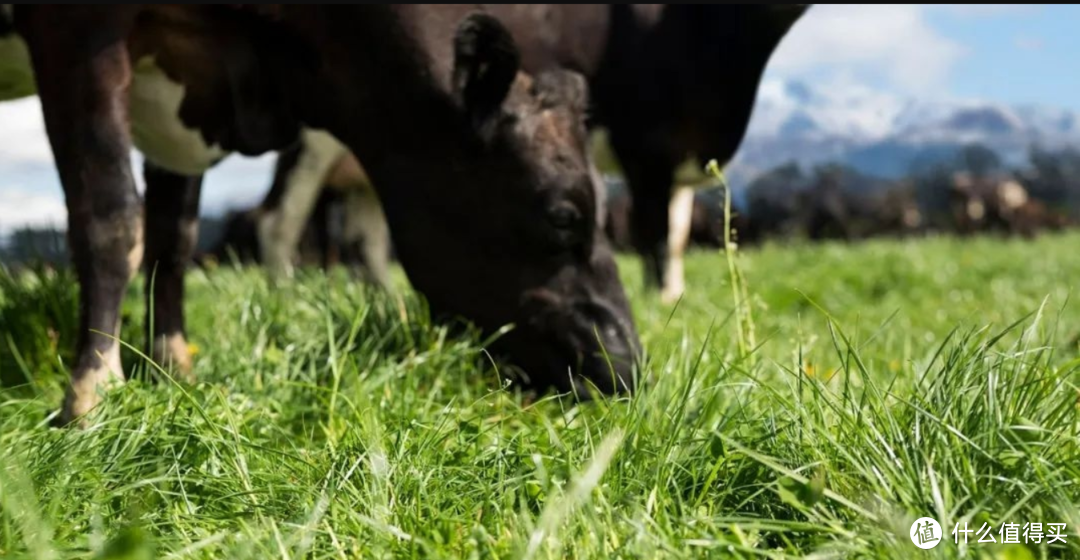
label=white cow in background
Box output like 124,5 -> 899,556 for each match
256,128 -> 392,288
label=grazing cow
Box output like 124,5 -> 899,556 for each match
869,183 -> 925,239
200,136 -> 393,286
949,172 -> 995,235
4,5 -> 640,425
250,5 -> 809,304
795,164 -> 925,242
948,172 -> 1044,237
1011,198 -> 1072,237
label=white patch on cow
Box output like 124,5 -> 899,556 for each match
258,128 -> 349,279
0,46 -> 229,173
999,180 -> 1029,210
62,341 -> 124,425
127,216 -> 145,281
967,199 -> 986,221
662,186 -> 695,305
128,56 -> 229,176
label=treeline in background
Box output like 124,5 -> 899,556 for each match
4,141 -> 1080,270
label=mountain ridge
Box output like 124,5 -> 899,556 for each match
726,78 -> 1080,187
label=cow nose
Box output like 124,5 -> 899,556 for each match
568,298 -> 641,397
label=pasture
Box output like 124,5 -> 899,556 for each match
2,230 -> 1080,559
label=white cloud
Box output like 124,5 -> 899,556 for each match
747,79 -> 798,137
1014,35 -> 1044,51
0,189 -> 67,235
768,5 -> 968,95
804,74 -> 907,138
748,74 -> 909,140
0,97 -> 55,165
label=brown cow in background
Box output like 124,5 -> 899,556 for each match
948,171 -> 1068,238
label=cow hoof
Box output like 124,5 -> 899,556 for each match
56,391 -> 96,428
660,284 -> 685,305
52,407 -> 91,429
152,333 -> 196,384
57,365 -> 124,428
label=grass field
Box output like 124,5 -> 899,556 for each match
2,231 -> 1080,559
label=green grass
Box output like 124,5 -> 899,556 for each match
3,231 -> 1080,559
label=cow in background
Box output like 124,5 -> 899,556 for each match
200,133 -> 393,288
254,130 -> 392,288
947,172 -> 1063,238
603,175 -> 752,258
196,186 -> 353,272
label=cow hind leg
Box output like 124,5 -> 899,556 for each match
661,186 -> 695,304
20,6 -> 142,425
142,161 -> 202,383
257,129 -> 348,281
313,191 -> 341,270
343,184 -> 393,289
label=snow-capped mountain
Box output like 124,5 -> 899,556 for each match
726,79 -> 1080,187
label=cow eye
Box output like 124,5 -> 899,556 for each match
546,202 -> 584,248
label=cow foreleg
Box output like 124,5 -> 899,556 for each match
20,6 -> 141,425
615,147 -> 675,294
258,129 -> 348,281
662,186 -> 695,304
142,161 -> 202,383
342,182 -> 393,290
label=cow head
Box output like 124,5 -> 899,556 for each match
375,13 -> 641,397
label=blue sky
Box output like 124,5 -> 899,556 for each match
929,5 -> 1080,110
3,5 -> 1080,233
762,4 -> 1080,109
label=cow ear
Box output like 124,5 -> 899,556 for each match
452,13 -> 521,132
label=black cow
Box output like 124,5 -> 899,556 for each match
4,5 -> 639,425
239,5 -> 809,303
